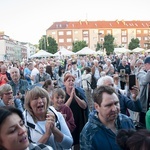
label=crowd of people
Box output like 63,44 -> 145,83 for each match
0,52 -> 150,150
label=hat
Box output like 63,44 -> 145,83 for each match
144,56 -> 150,64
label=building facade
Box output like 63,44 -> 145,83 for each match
0,33 -> 36,61
46,20 -> 150,51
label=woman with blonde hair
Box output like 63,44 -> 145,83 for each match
23,86 -> 73,150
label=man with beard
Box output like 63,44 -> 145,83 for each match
80,86 -> 135,150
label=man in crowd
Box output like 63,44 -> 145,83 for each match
80,86 -> 135,150
8,67 -> 30,108
137,56 -> 150,126
97,75 -> 142,116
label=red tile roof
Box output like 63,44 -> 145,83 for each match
47,20 -> 150,30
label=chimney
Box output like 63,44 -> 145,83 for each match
116,19 -> 119,24
79,20 -> 82,25
85,19 -> 88,25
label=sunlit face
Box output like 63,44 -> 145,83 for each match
95,92 -> 120,123
0,114 -> 29,150
52,94 -> 65,110
2,90 -> 14,105
39,64 -> 44,74
10,68 -> 20,82
30,96 -> 47,119
64,77 -> 75,89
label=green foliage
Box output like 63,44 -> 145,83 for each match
47,36 -> 58,54
103,34 -> 115,55
96,42 -> 102,51
39,35 -> 47,50
38,36 -> 58,54
72,40 -> 88,52
128,38 -> 140,50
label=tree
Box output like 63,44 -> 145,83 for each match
128,38 -> 140,50
103,34 -> 115,55
47,36 -> 58,54
72,40 -> 88,52
96,42 -> 102,51
38,36 -> 58,54
39,35 -> 47,50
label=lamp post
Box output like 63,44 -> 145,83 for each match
98,32 -> 103,50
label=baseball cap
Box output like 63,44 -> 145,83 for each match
144,56 -> 150,64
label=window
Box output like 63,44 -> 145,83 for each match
99,30 -> 104,34
144,30 -> 148,34
137,37 -> 141,41
144,37 -> 148,40
74,38 -> 78,41
83,37 -> 88,43
122,30 -> 127,35
59,39 -> 64,43
67,46 -> 72,49
83,31 -> 88,35
58,31 -> 64,35
67,38 -> 72,42
66,31 -> 71,35
74,30 -> 78,34
122,37 -> 127,42
137,30 -> 141,34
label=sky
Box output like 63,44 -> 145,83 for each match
0,0 -> 150,44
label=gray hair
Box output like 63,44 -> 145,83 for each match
97,75 -> 114,87
0,84 -> 12,97
10,67 -> 20,74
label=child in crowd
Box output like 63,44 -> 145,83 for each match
51,88 -> 76,133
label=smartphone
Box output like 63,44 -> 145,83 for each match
129,75 -> 136,90
120,69 -> 125,75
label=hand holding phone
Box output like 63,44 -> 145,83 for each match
129,75 -> 136,90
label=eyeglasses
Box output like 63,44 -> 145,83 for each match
4,92 -> 13,95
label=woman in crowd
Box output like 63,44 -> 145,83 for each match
63,74 -> 88,150
116,129 -> 150,150
24,86 -> 73,150
0,84 -> 24,112
0,106 -> 53,150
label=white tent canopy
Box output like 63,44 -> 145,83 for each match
76,47 -> 96,55
132,47 -> 145,53
145,49 -> 150,53
114,48 -> 131,53
96,50 -> 104,55
53,48 -> 75,56
30,50 -> 53,58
